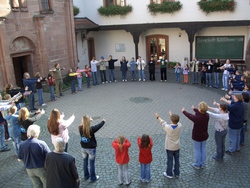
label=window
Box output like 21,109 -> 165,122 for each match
11,0 -> 28,11
104,0 -> 126,7
151,0 -> 175,3
40,0 -> 50,10
39,0 -> 54,13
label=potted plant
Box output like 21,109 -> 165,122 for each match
147,1 -> 182,15
197,0 -> 236,14
98,5 -> 132,17
168,61 -> 178,68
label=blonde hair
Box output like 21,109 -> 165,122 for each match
198,101 -> 208,114
35,72 -> 40,78
9,106 -> 17,115
80,115 -> 92,138
117,135 -> 125,152
47,109 -> 61,135
4,94 -> 11,100
18,107 -> 30,121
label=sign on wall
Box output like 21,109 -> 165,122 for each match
115,43 -> 126,52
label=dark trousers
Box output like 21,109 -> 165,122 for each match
160,68 -> 167,80
166,149 -> 180,176
100,70 -> 107,82
215,130 -> 227,160
149,69 -> 155,81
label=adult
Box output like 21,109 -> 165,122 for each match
18,125 -> 51,188
50,63 -> 65,98
47,109 -> 75,152
182,101 -> 209,169
157,55 -> 168,82
45,138 -> 79,188
206,59 -> 213,87
99,56 -> 108,84
79,115 -> 106,182
137,56 -> 146,82
34,72 -> 47,107
18,107 -> 45,141
148,56 -> 156,81
190,57 -> 199,84
219,59 -> 231,91
220,94 -> 244,155
107,55 -> 118,82
207,101 -> 229,161
90,57 -> 99,85
213,59 -> 221,88
120,56 -> 128,82
23,72 -> 40,111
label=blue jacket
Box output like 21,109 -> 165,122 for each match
23,78 -> 39,92
5,112 -> 20,138
228,101 -> 244,129
120,60 -> 128,71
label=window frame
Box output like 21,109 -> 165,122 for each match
103,0 -> 127,7
39,0 -> 54,14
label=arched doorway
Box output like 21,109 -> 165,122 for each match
146,35 -> 169,63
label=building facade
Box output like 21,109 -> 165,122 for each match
0,0 -> 77,90
74,0 -> 250,69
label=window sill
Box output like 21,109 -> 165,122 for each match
40,10 -> 54,14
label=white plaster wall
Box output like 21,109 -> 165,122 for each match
76,32 -> 89,69
74,0 -> 250,25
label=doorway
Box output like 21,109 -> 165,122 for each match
88,38 -> 95,65
12,55 -> 30,87
146,35 -> 169,64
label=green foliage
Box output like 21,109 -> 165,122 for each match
147,1 -> 182,14
97,5 -> 132,17
197,0 -> 236,14
73,5 -> 80,16
168,61 -> 179,68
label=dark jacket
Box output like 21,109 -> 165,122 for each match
120,60 -> 128,71
23,78 -> 39,92
183,108 -> 209,142
79,121 -> 105,149
148,60 -> 155,70
228,101 -> 244,129
108,59 -> 117,69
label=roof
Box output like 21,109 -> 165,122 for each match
74,17 -> 99,31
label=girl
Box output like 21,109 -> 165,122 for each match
148,56 -> 155,81
47,109 -> 75,152
112,135 -> 131,186
200,66 -> 206,85
76,67 -> 85,91
69,68 -> 79,94
183,64 -> 189,84
84,65 -> 92,88
79,115 -> 106,182
35,72 -> 47,106
129,57 -> 136,81
120,56 -> 128,82
18,107 -> 45,141
138,134 -> 153,183
207,102 -> 229,161
47,73 -> 56,102
174,63 -> 181,82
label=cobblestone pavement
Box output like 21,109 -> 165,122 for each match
0,70 -> 249,188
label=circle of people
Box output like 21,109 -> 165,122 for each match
0,56 -> 249,187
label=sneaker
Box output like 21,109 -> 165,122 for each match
163,172 -> 173,179
6,138 -> 12,141
42,103 -> 46,106
140,178 -> 145,183
164,80 -> 167,82
175,175 -> 179,178
0,147 -> 11,152
122,80 -> 124,82
118,183 -> 123,186
139,79 -> 141,81
225,89 -> 228,91
114,80 -> 117,82
125,79 -> 127,82
102,82 -> 105,84
91,175 -> 99,182
126,181 -> 132,186
106,81 -> 108,83
143,79 -> 145,82
191,164 -> 200,170
225,150 -> 235,156
221,88 -> 225,90
160,80 -> 163,82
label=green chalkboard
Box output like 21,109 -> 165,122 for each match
195,36 -> 244,59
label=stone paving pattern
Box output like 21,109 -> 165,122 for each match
0,69 -> 249,188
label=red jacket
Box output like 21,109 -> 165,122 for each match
138,137 -> 153,164
112,139 -> 131,164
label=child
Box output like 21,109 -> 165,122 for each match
5,106 -> 21,155
120,56 -> 128,82
183,64 -> 189,84
200,66 -> 206,85
155,111 -> 182,178
174,63 -> 181,82
35,72 -> 47,106
84,65 -> 92,88
129,57 -> 137,81
69,69 -> 79,94
138,134 -> 153,183
99,56 -> 108,84
76,67 -> 86,91
47,73 -> 56,102
112,135 -> 131,186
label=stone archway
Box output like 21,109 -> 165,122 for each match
246,39 -> 250,70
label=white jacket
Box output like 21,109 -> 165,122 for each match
136,59 -> 146,70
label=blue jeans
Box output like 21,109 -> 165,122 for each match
138,70 -> 145,80
100,70 -> 107,82
214,72 -> 220,88
82,148 -> 97,181
0,124 -> 7,150
206,73 -> 212,86
222,74 -> 229,90
121,71 -> 127,80
175,73 -> 180,82
214,130 -> 227,160
49,86 -> 55,101
28,92 -> 35,111
77,77 -> 83,91
193,140 -> 206,167
17,102 -> 25,110
140,163 -> 151,182
193,72 -> 198,84
240,122 -> 247,145
228,127 -> 241,152
92,72 -> 99,85
36,89 -> 44,106
108,69 -> 116,82
11,135 -> 21,155
166,149 -> 180,176
86,77 -> 90,87
71,80 -> 76,93
130,70 -> 136,80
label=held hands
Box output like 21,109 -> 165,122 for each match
213,100 -> 217,106
155,113 -> 159,118
169,111 -> 172,116
191,105 -> 195,110
181,107 -> 185,112
102,118 -> 106,122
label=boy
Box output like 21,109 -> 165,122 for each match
155,111 -> 182,178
